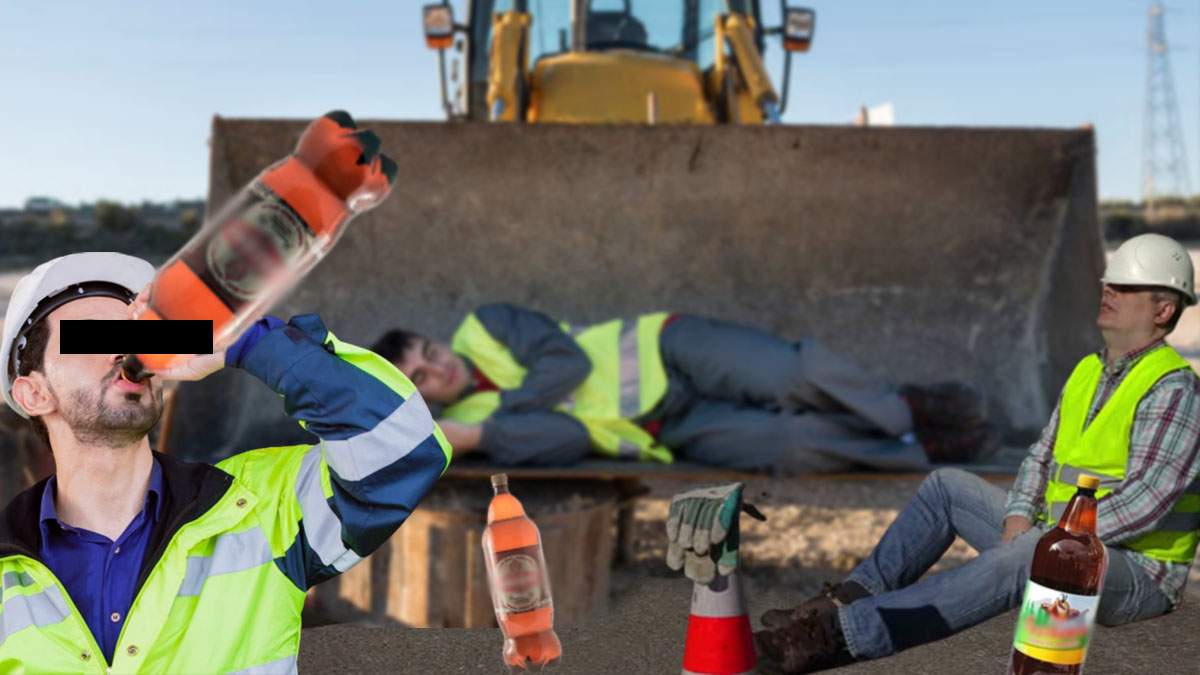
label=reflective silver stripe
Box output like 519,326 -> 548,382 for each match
324,394 -> 435,482
617,439 -> 641,460
1051,503 -> 1200,532
1056,464 -> 1122,489
618,321 -> 641,418
689,572 -> 748,619
178,528 -> 274,597
297,445 -> 362,572
1,572 -> 33,590
1156,511 -> 1200,532
0,585 -> 70,646
229,655 -> 298,675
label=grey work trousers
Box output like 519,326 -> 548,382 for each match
654,315 -> 927,472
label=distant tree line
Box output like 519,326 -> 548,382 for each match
0,200 -> 202,269
1103,197 -> 1200,241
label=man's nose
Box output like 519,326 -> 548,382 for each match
434,362 -> 451,380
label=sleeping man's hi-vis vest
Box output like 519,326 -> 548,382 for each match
1043,345 -> 1200,564
443,311 -> 673,463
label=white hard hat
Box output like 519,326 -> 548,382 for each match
1102,233 -> 1197,306
2,252 -> 155,418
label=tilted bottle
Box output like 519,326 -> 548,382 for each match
121,110 -> 397,380
1010,475 -> 1108,674
482,473 -> 562,670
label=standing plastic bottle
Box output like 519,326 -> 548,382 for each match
121,110 -> 397,380
482,473 -> 562,670
1010,475 -> 1108,674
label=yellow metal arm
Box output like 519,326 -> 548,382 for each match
486,11 -> 531,122
721,13 -> 780,122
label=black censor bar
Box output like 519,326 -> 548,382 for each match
59,320 -> 214,355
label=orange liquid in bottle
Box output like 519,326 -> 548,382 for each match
483,474 -> 562,670
122,110 -> 397,379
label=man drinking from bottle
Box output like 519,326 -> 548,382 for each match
0,252 -> 450,672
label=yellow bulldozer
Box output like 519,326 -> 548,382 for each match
421,0 -> 815,124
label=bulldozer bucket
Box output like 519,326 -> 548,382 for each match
165,120 -> 1102,463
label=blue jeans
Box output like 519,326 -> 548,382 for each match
840,468 -> 1173,660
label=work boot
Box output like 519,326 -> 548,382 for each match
760,581 -> 871,630
754,602 -> 856,673
919,422 -> 1000,464
901,381 -> 986,430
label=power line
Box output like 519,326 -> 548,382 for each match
1143,1 -> 1192,219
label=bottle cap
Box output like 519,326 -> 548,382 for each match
491,473 -> 508,489
1076,475 -> 1100,490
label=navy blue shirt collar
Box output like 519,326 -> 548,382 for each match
38,457 -> 165,537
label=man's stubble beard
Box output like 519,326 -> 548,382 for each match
59,382 -> 164,448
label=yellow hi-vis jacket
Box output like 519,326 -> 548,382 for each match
443,311 -> 674,462
1044,345 -> 1200,563
0,316 -> 451,673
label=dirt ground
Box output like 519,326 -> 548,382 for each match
619,476 -> 990,610
617,475 -> 1200,618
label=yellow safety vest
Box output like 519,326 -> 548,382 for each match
443,311 -> 673,463
1044,345 -> 1200,563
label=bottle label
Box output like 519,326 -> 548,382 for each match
1012,579 -> 1099,665
204,183 -> 312,303
493,545 -> 549,614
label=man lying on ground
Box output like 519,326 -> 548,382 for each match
752,234 -> 1200,672
372,305 -> 994,471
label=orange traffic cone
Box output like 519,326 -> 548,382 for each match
682,571 -> 756,675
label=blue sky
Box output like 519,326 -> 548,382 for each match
0,1 -> 1193,207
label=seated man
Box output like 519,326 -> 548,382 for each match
753,233 -> 1200,672
371,305 -> 992,470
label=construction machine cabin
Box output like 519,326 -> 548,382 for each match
422,0 -> 815,124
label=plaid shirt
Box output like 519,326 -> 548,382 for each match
1004,339 -> 1200,607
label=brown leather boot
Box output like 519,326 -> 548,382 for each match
918,422 -> 1001,464
760,581 -> 871,630
754,602 -> 856,673
900,381 -> 987,430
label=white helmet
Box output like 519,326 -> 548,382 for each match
1102,233 -> 1197,306
2,252 -> 155,418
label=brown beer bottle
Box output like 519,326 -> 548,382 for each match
1010,475 -> 1108,674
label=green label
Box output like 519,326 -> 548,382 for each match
1012,579 -> 1099,666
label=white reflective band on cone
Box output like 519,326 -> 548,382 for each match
688,570 -> 749,619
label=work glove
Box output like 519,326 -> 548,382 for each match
665,482 -> 765,585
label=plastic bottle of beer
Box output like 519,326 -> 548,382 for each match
482,473 -> 562,670
121,110 -> 397,380
1010,475 -> 1108,674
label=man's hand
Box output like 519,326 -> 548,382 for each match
1001,515 -> 1032,544
127,285 -> 225,382
666,483 -> 761,584
436,419 -> 481,457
